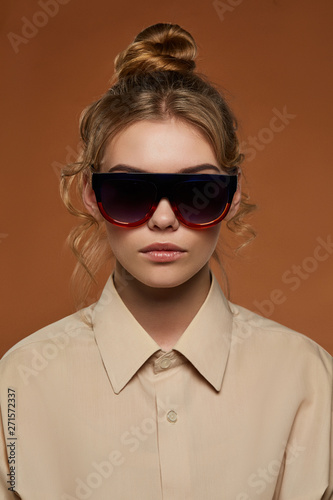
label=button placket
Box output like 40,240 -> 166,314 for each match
153,356 -> 191,496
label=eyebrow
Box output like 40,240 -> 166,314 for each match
107,164 -> 222,174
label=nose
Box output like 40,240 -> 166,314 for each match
147,198 -> 180,231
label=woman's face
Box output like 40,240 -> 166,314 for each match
84,118 -> 239,290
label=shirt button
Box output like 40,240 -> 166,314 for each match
160,358 -> 171,369
167,410 -> 177,423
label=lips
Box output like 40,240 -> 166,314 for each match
140,243 -> 186,253
139,243 -> 186,262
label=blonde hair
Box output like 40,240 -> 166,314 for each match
60,23 -> 256,307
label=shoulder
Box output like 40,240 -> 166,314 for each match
229,302 -> 332,377
0,306 -> 95,380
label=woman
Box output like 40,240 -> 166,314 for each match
0,23 -> 332,500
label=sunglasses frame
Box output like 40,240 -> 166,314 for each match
91,172 -> 238,229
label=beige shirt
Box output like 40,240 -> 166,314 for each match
0,274 -> 332,500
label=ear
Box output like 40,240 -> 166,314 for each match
225,170 -> 242,221
82,178 -> 104,222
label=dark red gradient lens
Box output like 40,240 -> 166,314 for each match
99,178 -> 156,224
92,173 -> 237,228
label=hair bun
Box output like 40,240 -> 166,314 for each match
113,23 -> 197,81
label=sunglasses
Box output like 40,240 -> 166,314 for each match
91,172 -> 237,229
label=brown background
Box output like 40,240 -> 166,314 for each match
1,0 -> 332,357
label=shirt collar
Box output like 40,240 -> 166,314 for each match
173,274 -> 233,391
92,273 -> 233,394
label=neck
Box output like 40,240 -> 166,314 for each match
113,264 -> 212,351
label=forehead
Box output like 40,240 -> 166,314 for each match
101,118 -> 219,173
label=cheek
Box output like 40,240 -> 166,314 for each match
192,226 -> 221,253
104,225 -> 131,255
104,224 -> 147,262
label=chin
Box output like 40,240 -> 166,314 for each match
139,276 -> 186,289
133,266 -> 200,290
